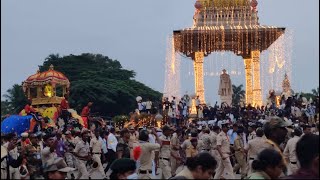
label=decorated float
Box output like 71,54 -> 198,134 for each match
1,65 -> 84,136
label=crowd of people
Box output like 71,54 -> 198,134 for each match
1,93 -> 319,179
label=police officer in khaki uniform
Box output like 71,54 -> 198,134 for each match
210,126 -> 220,163
159,125 -> 173,179
233,127 -> 247,179
170,127 -> 182,176
200,128 -> 211,152
90,129 -> 106,178
138,129 -> 160,179
244,128 -> 272,175
214,120 -> 235,179
73,129 -> 91,179
283,128 -> 302,175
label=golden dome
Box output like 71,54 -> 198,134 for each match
23,64 -> 70,88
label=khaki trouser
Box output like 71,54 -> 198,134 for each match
1,169 -> 7,179
9,167 -> 21,179
211,149 -> 221,162
171,151 -> 180,176
92,154 -> 105,177
213,154 -> 235,179
76,159 -> 89,179
247,159 -> 254,175
159,158 -> 172,179
233,152 -> 247,178
138,170 -> 153,179
65,152 -> 74,168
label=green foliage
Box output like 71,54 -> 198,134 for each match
2,84 -> 28,115
232,84 -> 245,106
112,115 -> 129,124
1,100 -> 12,117
38,53 -> 162,116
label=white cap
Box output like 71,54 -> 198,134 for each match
21,132 -> 29,138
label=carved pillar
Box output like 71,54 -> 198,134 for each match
192,52 -> 206,104
244,57 -> 253,105
252,50 -> 262,107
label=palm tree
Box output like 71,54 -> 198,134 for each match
3,84 -> 28,114
311,87 -> 319,96
232,84 -> 245,106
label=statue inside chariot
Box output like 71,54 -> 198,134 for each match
1,65 -> 85,136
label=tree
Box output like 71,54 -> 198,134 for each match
37,53 -> 162,116
232,84 -> 245,106
2,84 -> 28,114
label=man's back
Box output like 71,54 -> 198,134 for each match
246,137 -> 272,159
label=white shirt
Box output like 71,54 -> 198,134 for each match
99,137 -> 108,154
107,133 -> 118,152
148,134 -> 156,144
146,101 -> 152,110
138,102 -> 143,111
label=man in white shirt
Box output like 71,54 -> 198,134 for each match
105,127 -> 118,173
283,128 -> 302,175
146,99 -> 153,114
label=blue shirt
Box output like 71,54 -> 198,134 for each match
227,129 -> 238,145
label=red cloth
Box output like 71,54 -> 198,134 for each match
81,106 -> 90,117
82,117 -> 88,129
60,99 -> 69,110
24,104 -> 36,114
22,139 -> 31,147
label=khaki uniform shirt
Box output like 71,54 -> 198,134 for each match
171,133 -> 180,155
74,139 -> 90,157
90,137 -> 102,153
248,131 -> 256,141
216,131 -> 230,154
283,136 -> 300,163
74,136 -> 81,145
41,147 -> 57,165
245,137 -> 272,159
210,131 -> 218,150
159,135 -> 171,158
201,133 -> 211,150
139,142 -> 160,170
234,135 -> 244,152
174,167 -> 194,179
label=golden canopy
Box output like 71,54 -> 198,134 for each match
22,65 -> 70,106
